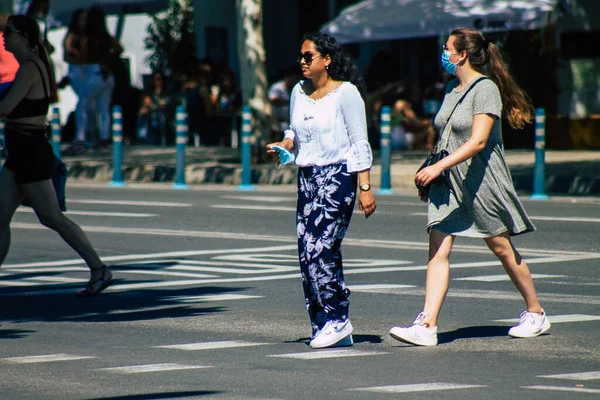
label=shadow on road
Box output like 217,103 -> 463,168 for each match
438,325 -> 508,344
0,260 -> 260,327
85,390 -> 222,400
0,329 -> 36,339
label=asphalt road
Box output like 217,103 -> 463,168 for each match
1,184 -> 599,400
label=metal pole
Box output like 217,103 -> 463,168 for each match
172,105 -> 189,189
530,107 -> 548,200
50,106 -> 61,158
109,105 -> 127,187
376,105 -> 394,195
237,105 -> 255,191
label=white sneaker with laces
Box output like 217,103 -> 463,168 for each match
508,310 -> 551,338
309,320 -> 353,349
389,312 -> 438,346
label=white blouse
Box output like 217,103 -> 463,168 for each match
283,81 -> 373,172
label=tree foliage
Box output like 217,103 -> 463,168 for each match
145,0 -> 195,77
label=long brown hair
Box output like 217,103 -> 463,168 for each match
450,28 -> 534,129
8,15 -> 57,99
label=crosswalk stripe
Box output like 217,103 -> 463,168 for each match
212,204 -> 296,212
17,208 -> 157,217
350,383 -> 486,393
454,274 -> 566,282
69,199 -> 191,207
410,212 -> 600,223
155,341 -> 270,351
25,276 -> 88,283
349,284 -> 416,291
494,314 -> 600,323
1,354 -> 94,364
539,371 -> 600,380
168,294 -> 264,302
99,363 -> 211,374
221,195 -> 295,203
268,350 -> 387,360
523,385 -> 600,394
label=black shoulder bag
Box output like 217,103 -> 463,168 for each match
415,77 -> 487,195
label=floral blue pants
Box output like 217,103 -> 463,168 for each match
296,163 -> 357,337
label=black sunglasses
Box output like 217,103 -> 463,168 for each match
297,52 -> 322,66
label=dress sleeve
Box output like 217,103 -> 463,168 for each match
472,79 -> 502,119
283,83 -> 299,143
340,84 -> 373,172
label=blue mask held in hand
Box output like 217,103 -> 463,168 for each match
441,50 -> 458,76
270,145 -> 295,169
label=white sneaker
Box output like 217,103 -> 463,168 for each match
508,310 -> 551,338
389,312 -> 438,346
309,320 -> 353,349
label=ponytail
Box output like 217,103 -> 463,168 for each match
36,41 -> 58,100
451,28 -> 534,129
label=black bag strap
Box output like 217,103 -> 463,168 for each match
437,76 -> 488,151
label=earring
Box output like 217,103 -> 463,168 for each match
326,65 -> 329,71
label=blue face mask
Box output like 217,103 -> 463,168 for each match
441,50 -> 458,76
270,145 -> 295,168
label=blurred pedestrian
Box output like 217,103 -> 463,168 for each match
267,32 -> 376,349
62,8 -> 89,153
81,6 -> 122,148
0,15 -> 113,296
389,28 -> 549,347
0,14 -> 20,99
138,70 -> 171,145
269,66 -> 301,132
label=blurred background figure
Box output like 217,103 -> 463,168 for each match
137,70 -> 171,145
62,8 -> 88,153
0,14 -> 19,99
82,6 -> 122,149
179,58 -> 212,147
269,66 -> 301,133
384,82 -> 437,150
208,67 -> 240,146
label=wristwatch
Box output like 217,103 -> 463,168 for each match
359,183 -> 371,192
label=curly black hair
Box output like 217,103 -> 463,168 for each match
301,32 -> 366,100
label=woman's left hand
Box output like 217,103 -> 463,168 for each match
359,190 -> 376,219
414,165 -> 443,189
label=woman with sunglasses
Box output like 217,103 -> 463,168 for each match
0,15 -> 113,296
389,29 -> 549,346
267,32 -> 376,349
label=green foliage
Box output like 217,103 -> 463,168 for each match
145,0 -> 196,77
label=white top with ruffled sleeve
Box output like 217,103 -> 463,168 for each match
283,80 -> 373,172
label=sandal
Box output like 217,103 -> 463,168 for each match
78,265 -> 113,297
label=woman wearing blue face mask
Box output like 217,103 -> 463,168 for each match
389,29 -> 549,346
266,32 -> 376,349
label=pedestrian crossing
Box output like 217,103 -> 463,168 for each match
2,343 -> 598,396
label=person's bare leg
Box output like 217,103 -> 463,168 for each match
484,232 -> 543,313
421,229 -> 455,327
22,179 -> 104,271
0,168 -> 25,266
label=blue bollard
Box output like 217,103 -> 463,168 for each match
376,105 -> 394,195
109,105 -> 127,187
530,107 -> 548,200
172,105 -> 189,190
50,106 -> 61,157
237,105 -> 256,191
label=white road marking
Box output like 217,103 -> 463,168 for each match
268,349 -> 387,360
10,223 -> 598,259
212,204 -> 296,212
454,274 -> 567,282
117,269 -> 219,279
155,341 -> 270,351
168,294 -> 264,302
221,195 -> 295,203
523,385 -> 600,394
68,199 -> 192,207
495,314 -> 600,323
350,383 -> 486,393
17,208 -> 157,218
99,363 -> 211,374
349,284 -> 416,291
410,212 -> 600,223
539,371 -> 600,380
25,276 -> 87,283
1,354 -> 94,364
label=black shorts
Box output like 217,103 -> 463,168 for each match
3,123 -> 54,184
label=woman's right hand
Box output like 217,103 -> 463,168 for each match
266,137 -> 294,153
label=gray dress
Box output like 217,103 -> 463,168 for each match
427,76 -> 536,237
